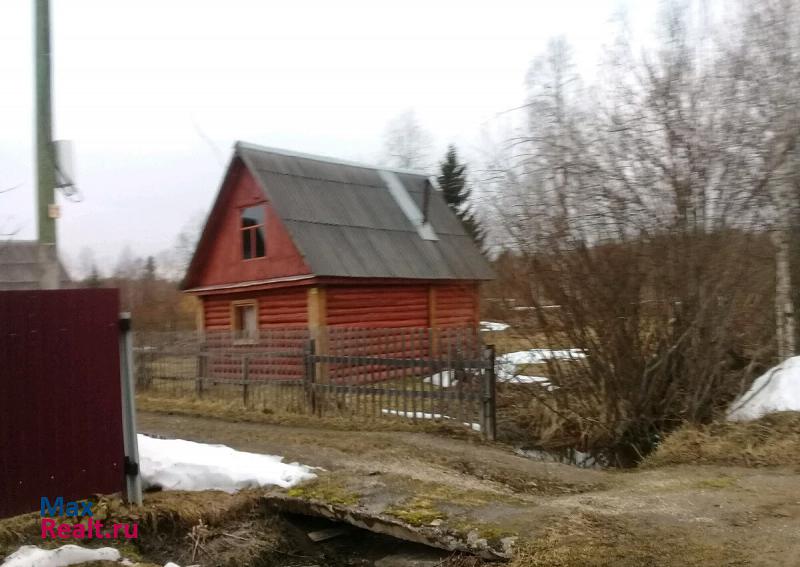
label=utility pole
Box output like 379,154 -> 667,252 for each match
35,0 -> 59,289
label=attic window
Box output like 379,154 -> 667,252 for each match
241,205 -> 266,259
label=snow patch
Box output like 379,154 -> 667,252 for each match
0,545 -> 120,567
381,409 -> 481,431
138,434 -> 316,493
423,348 -> 581,388
480,321 -> 510,332
493,348 -> 584,386
423,370 -> 458,387
382,408 -> 447,420
728,357 -> 800,421
499,348 -> 586,365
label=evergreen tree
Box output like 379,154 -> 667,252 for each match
84,265 -> 102,288
437,145 -> 484,248
143,256 -> 157,281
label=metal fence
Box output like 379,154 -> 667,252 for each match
134,327 -> 496,439
0,289 -> 127,518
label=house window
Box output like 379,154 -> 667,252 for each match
233,302 -> 258,338
241,206 -> 266,259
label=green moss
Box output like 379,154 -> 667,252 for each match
385,497 -> 446,526
396,478 -> 517,507
693,476 -> 738,490
286,478 -> 360,507
384,478 -> 521,530
448,517 -> 515,546
115,542 -> 146,562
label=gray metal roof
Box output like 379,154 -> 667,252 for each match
236,142 -> 494,281
0,241 -> 71,290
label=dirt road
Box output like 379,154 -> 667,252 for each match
138,411 -> 800,566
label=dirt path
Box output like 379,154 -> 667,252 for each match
138,411 -> 800,566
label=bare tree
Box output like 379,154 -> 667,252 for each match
157,212 -> 205,282
77,246 -> 98,280
487,0 -> 800,463
0,185 -> 21,241
382,109 -> 433,170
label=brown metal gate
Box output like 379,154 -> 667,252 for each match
0,289 -> 126,518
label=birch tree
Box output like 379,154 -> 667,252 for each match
382,110 -> 433,170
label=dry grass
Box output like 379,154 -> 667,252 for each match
0,490 -> 268,567
137,394 -> 476,439
0,490 -> 262,548
509,512 -> 744,567
645,411 -> 800,468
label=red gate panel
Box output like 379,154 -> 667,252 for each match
0,289 -> 125,518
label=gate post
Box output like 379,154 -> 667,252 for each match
119,313 -> 143,506
482,344 -> 497,441
304,339 -> 317,415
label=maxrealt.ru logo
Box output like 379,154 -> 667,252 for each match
40,497 -> 138,540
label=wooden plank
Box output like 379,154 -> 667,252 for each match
242,356 -> 250,407
428,286 -> 439,355
307,286 -> 329,382
307,527 -> 350,542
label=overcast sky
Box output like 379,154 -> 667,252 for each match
0,0 -> 658,275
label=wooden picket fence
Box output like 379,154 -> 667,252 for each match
134,327 -> 496,439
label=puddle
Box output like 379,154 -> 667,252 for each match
515,446 -> 603,468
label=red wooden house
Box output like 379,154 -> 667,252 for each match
181,142 -> 494,341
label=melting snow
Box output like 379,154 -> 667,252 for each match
480,321 -> 510,332
499,349 -> 586,365
381,409 -> 447,420
423,348 -> 582,388
423,370 -> 458,387
500,374 -> 551,385
138,434 -> 315,493
0,545 -> 121,567
381,409 -> 481,431
0,546 -> 194,567
728,357 -> 800,421
494,348 -> 584,386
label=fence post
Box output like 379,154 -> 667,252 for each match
482,344 -> 497,441
196,350 -> 206,398
242,355 -> 250,407
304,339 -> 317,415
134,340 -> 149,390
118,313 -> 143,506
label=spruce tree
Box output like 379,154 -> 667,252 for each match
143,256 -> 157,281
437,145 -> 484,248
84,265 -> 102,288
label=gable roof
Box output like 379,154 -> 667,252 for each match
184,143 -> 494,289
0,241 -> 71,290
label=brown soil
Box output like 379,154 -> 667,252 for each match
138,410 -> 800,566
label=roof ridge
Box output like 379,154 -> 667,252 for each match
235,141 -> 432,178
252,166 -> 386,189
